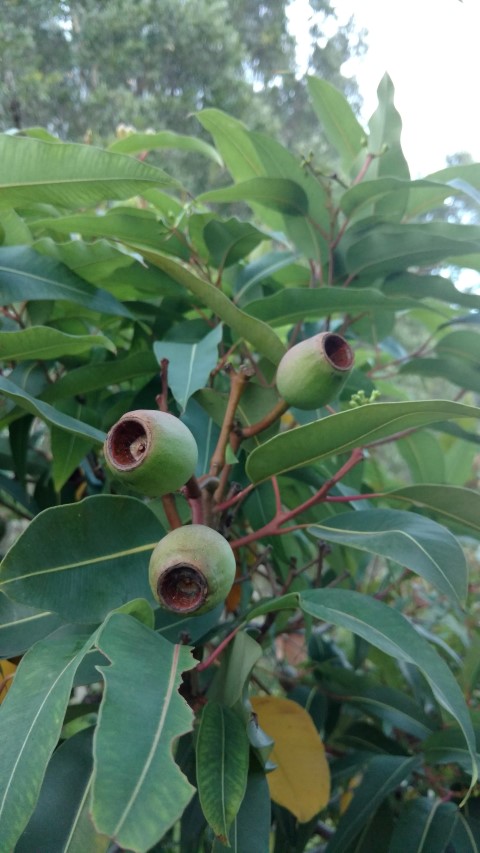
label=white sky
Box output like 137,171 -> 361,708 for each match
289,0 -> 480,177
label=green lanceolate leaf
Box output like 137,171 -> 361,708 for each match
245,286 -> 421,325
0,591 -> 64,657
108,129 -> 223,165
388,798 -> 459,853
0,245 -> 130,317
346,221 -> 480,278
199,177 -> 309,216
0,375 -> 106,444
423,727 -> 480,774
209,631 -> 263,708
196,702 -> 250,842
15,727 -> 108,853
0,625 -> 95,852
340,177 -> 441,218
154,324 -> 223,412
0,326 -> 115,362
41,351 -> 158,403
246,400 -> 480,483
309,509 -> 467,605
386,484 -> 480,537
212,761 -> 271,853
0,496 -> 160,622
300,589 -> 478,790
92,612 -> 196,853
126,245 -> 285,365
307,76 -> 366,174
0,133 -> 175,209
325,755 -> 420,853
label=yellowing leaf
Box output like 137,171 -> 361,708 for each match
0,659 -> 17,702
250,695 -> 330,822
339,772 -> 363,815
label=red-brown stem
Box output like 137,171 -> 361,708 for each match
229,447 -> 364,550
161,494 -> 182,530
325,492 -> 385,503
271,476 -> 282,515
238,398 -> 289,440
182,475 -> 204,525
196,625 -> 241,671
215,482 -> 255,513
209,367 -> 252,476
353,152 -> 375,186
156,358 -> 170,413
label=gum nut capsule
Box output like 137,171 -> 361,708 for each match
149,524 -> 236,615
104,409 -> 198,497
275,332 -> 354,410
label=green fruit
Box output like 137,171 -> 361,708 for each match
104,409 -> 198,497
149,524 -> 236,615
275,332 -> 354,410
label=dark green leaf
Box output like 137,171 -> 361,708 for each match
212,760 -> 271,853
246,401 -> 480,483
386,484 -> 480,537
245,286 -> 422,326
196,702 -> 249,841
383,272 -> 480,310
388,798 -> 458,853
0,245 -> 130,317
199,177 -> 309,216
15,728 -> 107,853
0,375 -> 106,444
0,496 -> 160,622
423,727 -> 480,774
203,218 -> 268,267
346,222 -> 480,277
309,508 -> 467,605
400,357 -> 480,394
127,245 -> 285,364
0,591 -> 64,657
325,755 -> 419,852
300,589 -> 477,787
92,613 -> 196,852
340,178 -> 441,218
209,631 -> 262,708
0,626 -> 95,852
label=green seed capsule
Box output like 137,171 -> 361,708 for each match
104,409 -> 198,497
149,524 -> 236,615
276,332 -> 354,410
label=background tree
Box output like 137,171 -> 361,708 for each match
0,0 -> 364,150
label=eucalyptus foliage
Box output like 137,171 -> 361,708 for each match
1,74 -> 480,851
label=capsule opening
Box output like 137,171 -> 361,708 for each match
323,334 -> 354,371
106,418 -> 149,469
157,563 -> 208,613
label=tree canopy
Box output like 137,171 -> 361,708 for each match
0,0 -> 364,149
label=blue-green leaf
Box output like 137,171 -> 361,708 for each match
309,509 -> 467,605
92,613 -> 196,852
154,324 -> 222,412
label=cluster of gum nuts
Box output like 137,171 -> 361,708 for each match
103,332 -> 354,616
